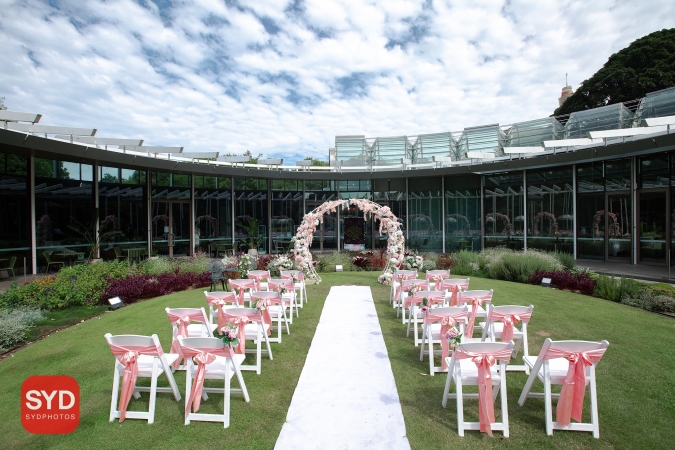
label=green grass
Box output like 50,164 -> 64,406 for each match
24,306 -> 109,342
0,283 -> 332,450
1,273 -> 674,449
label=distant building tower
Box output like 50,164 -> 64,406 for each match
558,85 -> 574,107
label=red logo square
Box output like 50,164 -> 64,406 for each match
21,376 -> 80,434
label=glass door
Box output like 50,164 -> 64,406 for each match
151,201 -> 191,257
638,190 -> 668,265
606,193 -> 631,261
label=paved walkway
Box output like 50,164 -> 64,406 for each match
275,286 -> 410,450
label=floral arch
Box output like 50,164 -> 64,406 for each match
291,198 -> 405,283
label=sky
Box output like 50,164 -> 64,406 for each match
1,0 -> 673,163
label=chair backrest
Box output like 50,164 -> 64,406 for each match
483,304 -> 534,342
440,278 -> 470,291
411,290 -> 446,306
454,341 -> 514,363
248,270 -> 271,290
208,260 -> 226,274
7,256 -> 17,268
114,247 -> 123,258
402,279 -> 429,289
426,270 -> 450,279
223,307 -> 264,324
393,270 -> 417,281
251,290 -> 283,306
538,338 -> 610,362
104,333 -> 164,357
43,251 -> 53,263
268,279 -> 295,294
280,270 -> 304,281
457,289 -> 493,305
423,306 -> 469,326
165,307 -> 212,337
177,337 -> 234,358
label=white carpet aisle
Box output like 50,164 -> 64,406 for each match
275,286 -> 411,450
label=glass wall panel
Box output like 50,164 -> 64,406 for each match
339,179 -> 372,250
305,180 -> 338,250
271,179 -> 303,254
373,179 -> 406,250
639,153 -> 669,189
151,171 -> 191,256
234,178 -> 268,254
445,175 -> 481,252
576,162 -> 604,260
0,153 -> 31,273
408,177 -> 442,252
98,166 -> 148,260
483,172 -> 524,250
194,176 -> 232,255
526,167 -> 574,254
35,158 -> 94,269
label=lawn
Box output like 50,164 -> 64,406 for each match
1,273 -> 673,449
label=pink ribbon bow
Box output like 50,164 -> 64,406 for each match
453,345 -> 512,436
226,316 -> 248,354
247,273 -> 263,291
170,316 -> 191,368
501,314 -> 521,342
107,343 -> 162,422
473,355 -> 497,436
187,352 -> 216,413
464,295 -> 491,338
440,317 -> 456,371
449,285 -> 459,307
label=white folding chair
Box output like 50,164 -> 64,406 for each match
518,339 -> 610,438
426,269 -> 450,290
442,341 -> 514,437
398,279 -> 429,323
178,337 -> 250,428
457,289 -> 493,339
420,306 -> 469,375
269,279 -> 298,322
391,270 -> 417,306
248,270 -> 271,291
204,291 -> 239,328
480,304 -> 534,373
405,290 -> 446,346
223,308 -> 273,375
281,270 -> 307,308
166,307 -> 217,370
440,278 -> 470,306
252,291 -> 289,343
229,279 -> 257,307
105,333 -> 182,424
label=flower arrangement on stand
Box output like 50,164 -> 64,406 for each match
214,323 -> 240,348
238,254 -> 256,278
378,271 -> 393,286
444,326 -> 462,350
420,297 -> 430,313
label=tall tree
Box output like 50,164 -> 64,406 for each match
554,28 -> 675,116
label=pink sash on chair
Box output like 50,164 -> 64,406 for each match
543,347 -> 607,426
251,293 -> 276,336
489,310 -> 532,342
405,291 -> 445,309
107,342 -> 163,422
426,270 -> 450,290
461,292 -> 493,338
453,346 -> 513,436
229,279 -> 256,305
281,270 -> 304,282
441,279 -> 470,306
222,313 -> 249,354
424,311 -> 467,370
247,271 -> 269,291
179,345 -> 234,413
205,292 -> 238,329
167,310 -> 210,368
393,272 -> 417,303
269,280 -> 295,297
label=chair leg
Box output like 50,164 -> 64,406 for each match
456,378 -> 464,437
501,363 -> 509,437
544,367 -> 553,436
110,365 -> 121,422
223,359 -> 231,428
419,326 -> 426,361
589,366 -> 600,438
147,359 -> 159,424
185,365 -> 193,425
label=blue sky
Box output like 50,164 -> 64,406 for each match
1,0 -> 673,163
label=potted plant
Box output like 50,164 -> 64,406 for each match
68,208 -> 125,262
237,217 -> 264,255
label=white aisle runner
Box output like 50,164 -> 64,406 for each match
275,286 -> 411,450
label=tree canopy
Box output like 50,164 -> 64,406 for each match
554,28 -> 675,116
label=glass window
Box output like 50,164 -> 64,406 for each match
445,175 -> 481,253
408,177 -> 442,252
100,166 -> 119,183
526,167 -> 574,254
639,153 -> 669,189
484,172 -> 524,250
81,164 -> 93,182
305,181 -> 338,250
0,152 -> 31,272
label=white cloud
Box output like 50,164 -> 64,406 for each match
0,0 -> 673,161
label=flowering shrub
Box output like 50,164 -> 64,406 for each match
238,254 -> 256,278
422,259 -> 437,271
268,255 -> 294,276
102,271 -> 210,304
403,255 -> 424,270
0,261 -> 131,310
0,306 -> 45,352
435,253 -> 455,270
378,272 -> 393,285
529,270 -> 596,295
352,254 -> 372,271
